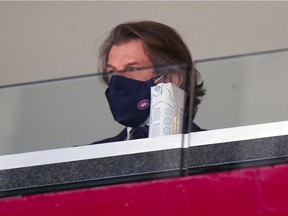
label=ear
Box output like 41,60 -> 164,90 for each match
170,73 -> 183,87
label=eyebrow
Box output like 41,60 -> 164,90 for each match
105,62 -> 142,70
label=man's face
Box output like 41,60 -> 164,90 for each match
106,39 -> 154,81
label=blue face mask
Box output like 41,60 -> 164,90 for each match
105,75 -> 155,127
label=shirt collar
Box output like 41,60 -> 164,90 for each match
126,116 -> 150,140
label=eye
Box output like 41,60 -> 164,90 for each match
106,69 -> 115,73
127,67 -> 141,72
105,68 -> 118,77
103,69 -> 116,81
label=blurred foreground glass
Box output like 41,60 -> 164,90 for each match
0,63 -> 190,155
1,49 -> 287,157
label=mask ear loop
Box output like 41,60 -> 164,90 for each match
153,75 -> 164,84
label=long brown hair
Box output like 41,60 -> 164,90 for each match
98,20 -> 205,121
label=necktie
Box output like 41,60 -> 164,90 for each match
129,125 -> 149,140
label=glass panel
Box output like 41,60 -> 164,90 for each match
194,49 -> 288,130
0,74 -> 118,155
0,64 -> 189,155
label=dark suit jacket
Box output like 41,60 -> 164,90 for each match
91,122 -> 204,145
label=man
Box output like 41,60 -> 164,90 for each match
93,20 -> 205,144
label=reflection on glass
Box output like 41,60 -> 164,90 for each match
0,63 -> 192,155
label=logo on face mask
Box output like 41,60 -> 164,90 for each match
137,99 -> 150,110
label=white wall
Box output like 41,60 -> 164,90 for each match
1,1 -> 288,85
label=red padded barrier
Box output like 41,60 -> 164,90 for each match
1,163 -> 288,216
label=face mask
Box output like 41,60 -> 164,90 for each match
105,75 -> 155,127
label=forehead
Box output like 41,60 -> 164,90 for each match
107,40 -> 151,67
